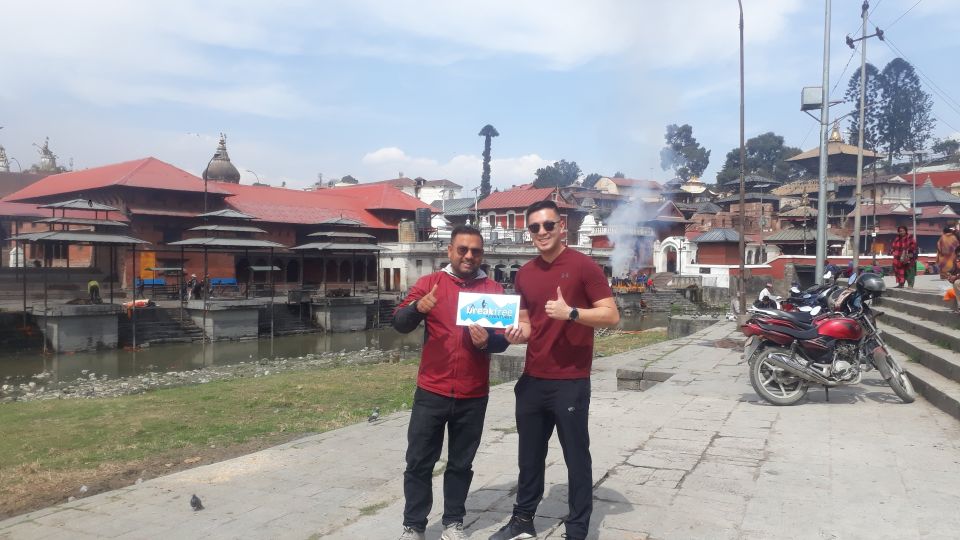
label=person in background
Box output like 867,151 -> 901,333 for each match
87,279 -> 101,304
891,225 -> 918,288
392,225 -> 509,540
937,226 -> 959,280
756,282 -> 777,309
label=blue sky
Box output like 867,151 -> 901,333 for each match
1,0 -> 957,192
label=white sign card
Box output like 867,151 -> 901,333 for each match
455,292 -> 521,328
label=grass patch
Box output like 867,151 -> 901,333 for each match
360,501 -> 391,516
0,361 -> 418,519
594,330 -> 670,358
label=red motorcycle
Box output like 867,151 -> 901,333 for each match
741,273 -> 915,406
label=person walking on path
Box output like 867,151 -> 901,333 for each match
490,200 -> 620,540
892,225 -> 919,288
392,225 -> 510,540
937,226 -> 959,280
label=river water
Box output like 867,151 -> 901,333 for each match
0,313 -> 668,384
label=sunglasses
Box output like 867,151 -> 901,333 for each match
527,220 -> 558,234
454,246 -> 484,256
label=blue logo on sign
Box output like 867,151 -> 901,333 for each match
459,296 -> 518,326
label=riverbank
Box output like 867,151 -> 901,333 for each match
0,328 -> 669,520
0,347 -> 413,403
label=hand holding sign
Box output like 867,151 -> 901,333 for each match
545,287 -> 572,321
468,324 -> 488,349
417,284 -> 439,314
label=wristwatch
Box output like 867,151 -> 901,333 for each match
568,307 -> 579,322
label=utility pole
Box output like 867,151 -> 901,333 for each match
737,0 -> 746,315
846,0 -> 884,270
815,0 -> 832,283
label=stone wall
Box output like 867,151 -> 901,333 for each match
490,344 -> 526,384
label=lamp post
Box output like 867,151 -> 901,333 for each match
906,151 -> 924,242
9,157 -> 22,172
755,183 -> 771,264
471,186 -> 481,226
814,0 -> 833,284
246,169 -> 261,184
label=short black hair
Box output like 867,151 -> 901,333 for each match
450,224 -> 483,244
945,226 -> 955,234
525,200 -> 560,220
897,225 -> 908,233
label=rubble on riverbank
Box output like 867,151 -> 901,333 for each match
0,347 -> 416,403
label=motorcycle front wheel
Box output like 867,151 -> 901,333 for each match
749,347 -> 809,406
885,354 -> 916,403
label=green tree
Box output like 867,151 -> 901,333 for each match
844,63 -> 883,148
659,124 -> 711,181
533,159 -> 581,188
613,171 -> 625,178
478,124 -> 499,199
340,174 -> 358,184
932,137 -> 960,159
582,173 -> 602,188
715,132 -> 803,184
877,58 -> 934,163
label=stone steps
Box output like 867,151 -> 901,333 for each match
875,287 -> 960,421
259,305 -> 316,335
118,308 -> 204,346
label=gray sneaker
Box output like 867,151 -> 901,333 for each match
398,526 -> 425,540
441,522 -> 469,540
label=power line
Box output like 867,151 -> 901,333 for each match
875,33 -> 960,119
883,0 -> 922,30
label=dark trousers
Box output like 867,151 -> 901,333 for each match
513,375 -> 592,538
403,386 -> 488,531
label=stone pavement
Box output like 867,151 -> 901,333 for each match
3,322 -> 960,539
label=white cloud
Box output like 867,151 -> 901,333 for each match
360,147 -> 550,190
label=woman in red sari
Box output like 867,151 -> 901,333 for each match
891,225 -> 918,288
937,226 -> 959,279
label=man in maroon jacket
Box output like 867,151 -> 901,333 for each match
490,200 -> 619,540
393,224 -> 509,540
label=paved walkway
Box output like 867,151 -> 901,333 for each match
2,322 -> 960,539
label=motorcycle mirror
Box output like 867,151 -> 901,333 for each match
811,306 -> 822,315
823,271 -> 833,280
848,273 -> 857,285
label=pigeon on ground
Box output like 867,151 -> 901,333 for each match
190,494 -> 204,511
368,407 -> 380,423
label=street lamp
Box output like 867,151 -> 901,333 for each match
754,183 -> 771,232
471,186 -> 481,226
906,150 -> 924,242
246,169 -> 261,184
755,183 -> 771,264
9,157 -> 22,172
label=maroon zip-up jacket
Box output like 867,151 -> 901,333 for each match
393,267 -> 508,398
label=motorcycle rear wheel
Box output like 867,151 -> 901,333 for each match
749,347 -> 809,406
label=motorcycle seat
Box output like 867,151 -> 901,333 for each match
753,308 -> 814,328
758,322 -> 819,340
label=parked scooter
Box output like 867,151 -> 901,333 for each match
741,272 -> 915,406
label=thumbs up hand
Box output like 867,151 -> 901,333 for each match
416,284 -> 440,314
545,286 -> 573,321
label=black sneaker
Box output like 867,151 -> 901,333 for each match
488,515 -> 536,540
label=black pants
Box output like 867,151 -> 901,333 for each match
513,375 -> 592,538
403,386 -> 488,531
